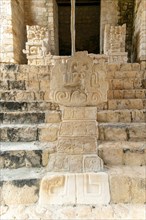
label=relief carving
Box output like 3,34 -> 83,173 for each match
104,24 -> 128,63
39,173 -> 110,205
50,52 -> 108,106
23,25 -> 51,64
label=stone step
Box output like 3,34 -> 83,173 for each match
108,89 -> 146,99
0,167 -> 45,205
0,166 -> 145,206
98,141 -> 146,166
98,122 -> 146,141
1,204 -> 145,219
108,99 -> 146,110
0,101 -> 59,112
0,64 -> 50,81
0,124 -> 60,142
106,166 -> 146,204
0,111 -> 61,124
108,78 -> 146,90
97,109 -> 146,123
0,80 -> 50,91
0,142 -> 56,169
0,90 -> 50,102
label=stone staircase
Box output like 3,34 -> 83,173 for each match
0,63 -> 146,219
0,64 -> 60,206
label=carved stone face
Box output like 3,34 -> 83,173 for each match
50,52 -> 109,107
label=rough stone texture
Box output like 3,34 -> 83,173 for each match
104,24 -> 128,63
47,106 -> 103,172
98,142 -> 146,166
108,166 -> 146,204
23,25 -> 51,65
118,0 -> 135,61
0,149 -> 49,169
133,0 -> 146,62
1,181 -> 39,205
0,204 -> 145,220
0,0 -> 26,63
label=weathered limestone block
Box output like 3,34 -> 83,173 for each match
1,180 -> 39,205
50,52 -> 108,106
60,121 -> 97,137
0,126 -> 38,142
62,107 -> 97,120
39,173 -> 110,205
99,124 -> 127,141
57,137 -> 97,154
45,111 -> 61,123
3,112 -> 45,124
98,142 -> 146,166
0,149 -> 49,169
38,124 -> 60,142
108,99 -> 144,110
128,124 -> 146,141
109,167 -> 146,203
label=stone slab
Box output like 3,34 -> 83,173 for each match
39,173 -> 110,205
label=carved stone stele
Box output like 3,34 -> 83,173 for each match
23,25 -> 51,65
50,51 -> 109,106
104,24 -> 128,63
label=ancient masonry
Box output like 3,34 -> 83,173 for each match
0,0 -> 146,219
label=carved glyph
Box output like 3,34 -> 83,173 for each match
39,173 -> 110,205
23,25 -> 51,64
39,174 -> 75,205
104,24 -> 128,63
50,52 -> 109,106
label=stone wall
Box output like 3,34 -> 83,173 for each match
118,0 -> 135,61
24,0 -> 59,55
0,0 -> 26,64
24,0 -> 48,26
133,0 -> 146,62
0,0 -> 13,63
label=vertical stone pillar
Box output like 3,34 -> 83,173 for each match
48,107 -> 103,173
100,0 -> 118,54
0,0 -> 14,63
133,0 -> 146,62
47,0 -> 59,55
71,0 -> 76,55
0,0 -> 26,64
39,52 -> 110,206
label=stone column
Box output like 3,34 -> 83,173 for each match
133,0 -> 146,62
71,0 -> 76,55
0,0 -> 14,63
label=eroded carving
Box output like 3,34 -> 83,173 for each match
39,173 -> 110,205
39,174 -> 75,205
23,25 -> 51,65
104,24 -> 128,63
50,52 -> 108,106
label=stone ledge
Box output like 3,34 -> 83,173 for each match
0,204 -> 146,219
98,141 -> 146,166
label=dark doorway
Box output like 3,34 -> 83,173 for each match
57,0 -> 101,55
